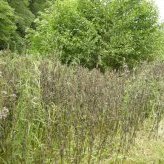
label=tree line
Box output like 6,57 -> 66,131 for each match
0,0 -> 164,70
0,0 -> 50,51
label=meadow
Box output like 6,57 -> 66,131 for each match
1,0 -> 164,163
0,51 -> 164,163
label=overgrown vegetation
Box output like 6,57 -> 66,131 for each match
1,0 -> 164,69
0,52 -> 164,163
0,0 -> 164,163
0,0 -> 50,52
28,0 -> 163,70
0,0 -> 16,50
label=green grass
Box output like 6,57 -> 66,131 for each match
103,120 -> 164,163
0,51 -> 164,163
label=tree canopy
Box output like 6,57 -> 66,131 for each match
0,0 -> 50,51
28,0 -> 161,70
0,0 -> 16,49
0,0 -> 163,70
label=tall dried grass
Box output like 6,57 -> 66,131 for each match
0,52 -> 164,163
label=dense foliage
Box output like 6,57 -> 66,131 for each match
0,0 -> 164,162
29,0 -> 51,16
0,0 -> 50,52
7,0 -> 35,51
0,0 -> 163,69
0,0 -> 16,50
0,53 -> 164,162
28,0 -> 162,70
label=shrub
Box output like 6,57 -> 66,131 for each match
28,0 -> 161,70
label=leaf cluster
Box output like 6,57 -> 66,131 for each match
28,0 -> 161,70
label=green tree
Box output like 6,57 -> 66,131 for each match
0,0 -> 16,50
29,0 -> 51,16
28,0 -> 161,70
7,0 -> 35,36
4,0 -> 35,51
102,0 -> 160,69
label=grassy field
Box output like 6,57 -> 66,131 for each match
0,51 -> 164,163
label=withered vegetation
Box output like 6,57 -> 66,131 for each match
0,52 -> 164,163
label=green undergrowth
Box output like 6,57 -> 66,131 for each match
0,52 -> 164,163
